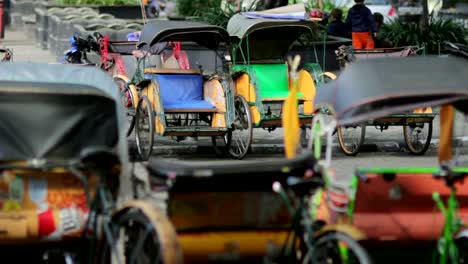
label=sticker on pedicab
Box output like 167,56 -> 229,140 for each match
0,171 -> 24,211
29,177 -> 48,211
46,177 -> 88,210
38,205 -> 88,239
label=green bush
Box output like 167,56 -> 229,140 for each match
380,18 -> 468,54
54,0 -> 140,5
187,0 -> 258,28
178,0 -> 222,17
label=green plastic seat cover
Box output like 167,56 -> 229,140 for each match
243,64 -> 303,100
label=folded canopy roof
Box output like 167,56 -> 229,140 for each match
227,14 -> 317,62
0,62 -> 125,161
137,20 -> 230,51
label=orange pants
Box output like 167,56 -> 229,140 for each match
352,32 -> 374,49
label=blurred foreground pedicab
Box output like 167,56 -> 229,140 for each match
314,55 -> 468,263
226,14 -> 337,151
334,45 -> 435,156
0,62 -> 180,263
142,55 -> 371,263
119,20 -> 251,160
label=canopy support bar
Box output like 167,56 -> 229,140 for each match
438,104 -> 454,163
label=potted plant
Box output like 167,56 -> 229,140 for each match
380,17 -> 467,54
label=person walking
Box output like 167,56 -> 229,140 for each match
326,8 -> 350,39
345,0 -> 377,49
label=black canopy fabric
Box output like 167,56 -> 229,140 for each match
227,14 -> 316,62
314,55 -> 468,125
0,62 -> 120,100
108,41 -> 138,55
136,20 -> 230,51
0,62 -> 126,161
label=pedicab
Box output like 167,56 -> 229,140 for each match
314,55 -> 468,263
334,45 -> 436,156
227,14 -> 335,152
1,47 -> 12,61
143,55 -> 371,263
62,32 -> 137,77
122,20 -> 250,160
0,62 -> 180,263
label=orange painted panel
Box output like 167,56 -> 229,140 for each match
203,79 -> 226,112
178,231 -> 288,262
250,106 -> 262,124
235,74 -> 256,103
296,70 -> 316,115
326,173 -> 468,242
211,113 -> 227,128
413,107 -> 433,114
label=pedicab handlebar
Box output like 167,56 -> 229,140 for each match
62,32 -> 103,64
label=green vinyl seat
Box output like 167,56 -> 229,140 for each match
249,64 -> 304,100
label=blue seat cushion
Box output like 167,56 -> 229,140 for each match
163,100 -> 215,110
145,73 -> 215,110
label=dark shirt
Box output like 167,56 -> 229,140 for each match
327,20 -> 351,39
345,4 -> 377,33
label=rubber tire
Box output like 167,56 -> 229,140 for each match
135,96 -> 154,161
403,121 -> 433,155
114,76 -> 136,137
227,95 -> 253,159
100,206 -> 183,264
337,125 -> 366,156
304,232 -> 372,264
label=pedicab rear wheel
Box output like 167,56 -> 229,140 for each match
135,96 -> 154,161
114,76 -> 137,137
227,95 -> 252,159
303,232 -> 372,264
403,121 -> 432,155
100,203 -> 183,264
337,125 -> 366,156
